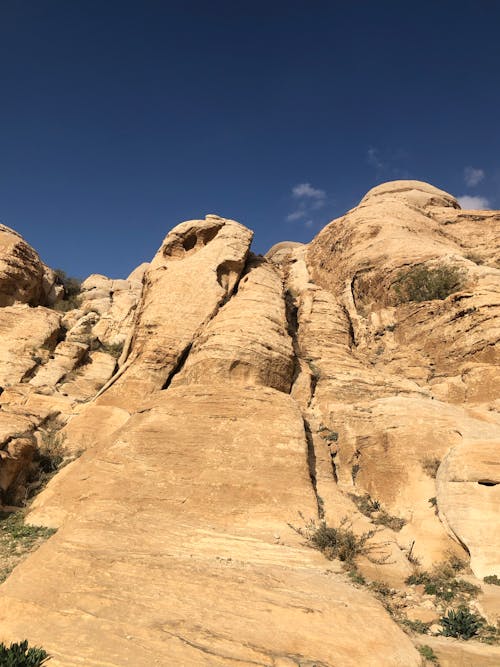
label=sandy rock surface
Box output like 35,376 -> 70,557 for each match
0,184 -> 498,665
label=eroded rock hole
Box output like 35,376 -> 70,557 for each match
478,480 -> 499,487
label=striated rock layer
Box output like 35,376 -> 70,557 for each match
0,184 -> 499,665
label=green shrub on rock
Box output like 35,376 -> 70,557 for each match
0,639 -> 49,666
439,607 -> 483,640
393,264 -> 466,303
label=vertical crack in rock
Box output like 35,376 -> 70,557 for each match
284,287 -> 302,391
303,417 -> 324,519
161,343 -> 193,391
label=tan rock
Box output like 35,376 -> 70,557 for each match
59,351 -> 117,401
437,440 -> 500,577
0,305 -> 61,387
421,636 -> 500,666
1,386 -> 420,666
98,215 -> 253,409
29,341 -> 88,388
172,257 -> 294,392
0,224 -> 55,306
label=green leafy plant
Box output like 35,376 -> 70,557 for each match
0,512 -> 56,583
417,644 -> 438,663
484,574 -> 500,586
0,640 -> 49,666
439,607 -> 483,640
406,559 -> 479,603
393,264 -> 466,303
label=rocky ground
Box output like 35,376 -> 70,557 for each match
0,181 -> 498,665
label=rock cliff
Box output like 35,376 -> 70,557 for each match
0,181 -> 498,666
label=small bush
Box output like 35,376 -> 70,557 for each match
421,457 -> 441,478
53,269 -> 82,311
439,607 -> 483,640
393,264 -> 466,303
417,644 -> 438,663
484,574 -> 500,586
292,517 -> 388,567
406,560 -> 479,603
0,640 -> 49,666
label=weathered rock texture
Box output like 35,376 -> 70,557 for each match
0,186 -> 499,665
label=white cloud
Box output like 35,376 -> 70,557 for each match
286,182 -> 328,226
286,209 -> 307,222
464,167 -> 485,187
457,195 -> 491,209
292,182 -> 326,201
366,147 -> 385,170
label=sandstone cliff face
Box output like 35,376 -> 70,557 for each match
0,185 -> 498,666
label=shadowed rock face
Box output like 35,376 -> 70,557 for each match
0,224 -> 56,307
0,185 -> 499,666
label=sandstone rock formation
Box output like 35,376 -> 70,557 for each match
0,224 -> 57,307
0,186 -> 498,665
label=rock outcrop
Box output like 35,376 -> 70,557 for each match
0,185 -> 499,665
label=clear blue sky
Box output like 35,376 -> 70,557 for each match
1,1 -> 498,278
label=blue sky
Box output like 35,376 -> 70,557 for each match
1,1 -> 499,278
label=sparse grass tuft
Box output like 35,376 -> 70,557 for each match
417,644 -> 439,663
348,493 -> 406,532
0,511 -> 56,583
403,619 -> 431,635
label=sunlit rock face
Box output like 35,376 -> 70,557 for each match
0,184 -> 499,666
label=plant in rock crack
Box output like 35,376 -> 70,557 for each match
290,515 -> 390,568
348,492 -> 406,532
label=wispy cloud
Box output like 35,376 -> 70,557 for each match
286,209 -> 307,222
292,182 -> 326,201
367,147 -> 385,170
286,182 -> 327,226
457,195 -> 491,209
464,167 -> 485,187
366,146 -> 410,178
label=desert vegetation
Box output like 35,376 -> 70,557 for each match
0,639 -> 49,666
53,268 -> 82,311
393,264 -> 466,303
